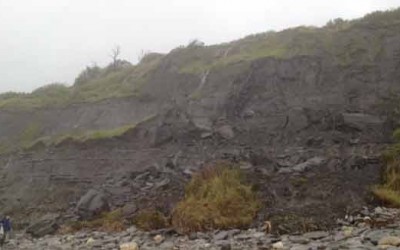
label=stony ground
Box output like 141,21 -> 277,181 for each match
3,207 -> 400,250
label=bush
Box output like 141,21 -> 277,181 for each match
373,130 -> 400,207
171,161 -> 260,234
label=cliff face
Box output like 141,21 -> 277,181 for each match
1,9 -> 400,230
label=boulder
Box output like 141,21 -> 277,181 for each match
153,234 -> 164,244
121,203 -> 138,219
272,241 -> 284,249
279,157 -> 326,174
192,117 -> 213,131
342,113 -> 383,131
216,125 -> 235,139
25,213 -> 60,238
76,189 -> 109,220
378,236 -> 400,247
119,241 -> 139,250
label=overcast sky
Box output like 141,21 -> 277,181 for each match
0,0 -> 399,93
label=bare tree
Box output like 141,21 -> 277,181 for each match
137,49 -> 150,63
110,45 -> 121,68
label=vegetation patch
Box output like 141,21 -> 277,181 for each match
133,210 -> 169,231
18,122 -> 42,148
171,161 -> 260,234
372,128 -> 400,207
0,56 -> 162,111
60,209 -> 125,233
372,186 -> 400,207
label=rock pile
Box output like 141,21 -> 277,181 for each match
3,207 -> 400,250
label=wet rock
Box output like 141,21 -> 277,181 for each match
364,230 -> 400,245
378,236 -> 400,247
216,125 -> 235,139
153,234 -> 164,244
279,156 -> 326,174
215,240 -> 231,250
121,203 -> 138,218
192,117 -> 213,131
214,231 -> 229,241
289,235 -> 309,244
120,241 -> 139,250
342,113 -> 383,131
303,231 -> 329,240
76,189 -> 110,220
201,132 -> 213,138
272,241 -> 284,249
25,213 -> 60,238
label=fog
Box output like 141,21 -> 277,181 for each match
0,0 -> 399,93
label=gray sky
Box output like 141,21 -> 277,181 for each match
1,0 -> 399,93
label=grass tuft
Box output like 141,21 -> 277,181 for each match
372,186 -> 400,207
61,209 -> 126,233
373,128 -> 400,207
133,210 -> 169,231
171,161 -> 260,234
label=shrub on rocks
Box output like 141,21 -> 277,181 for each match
373,131 -> 400,207
133,210 -> 169,231
64,209 -> 125,233
171,161 -> 260,233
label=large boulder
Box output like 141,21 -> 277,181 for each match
76,189 -> 109,220
25,213 -> 60,238
341,113 -> 383,131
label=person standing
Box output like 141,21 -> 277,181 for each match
0,216 -> 11,246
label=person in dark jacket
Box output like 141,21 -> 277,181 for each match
0,216 -> 11,246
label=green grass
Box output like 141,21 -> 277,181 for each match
28,124 -> 137,149
22,114 -> 157,151
372,186 -> 400,207
1,8 -> 399,110
171,161 -> 260,233
372,127 -> 400,207
18,122 -> 42,147
175,8 -> 400,74
0,56 -> 162,111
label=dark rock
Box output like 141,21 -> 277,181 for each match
25,213 -> 60,238
121,203 -> 138,218
215,240 -> 231,250
76,189 -> 110,220
189,232 -> 198,240
214,231 -> 229,241
341,113 -> 383,131
279,156 -> 326,174
303,231 -> 329,240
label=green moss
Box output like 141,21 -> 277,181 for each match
171,161 -> 260,234
18,123 -> 42,147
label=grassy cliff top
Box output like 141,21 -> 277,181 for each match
1,8 -> 399,111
